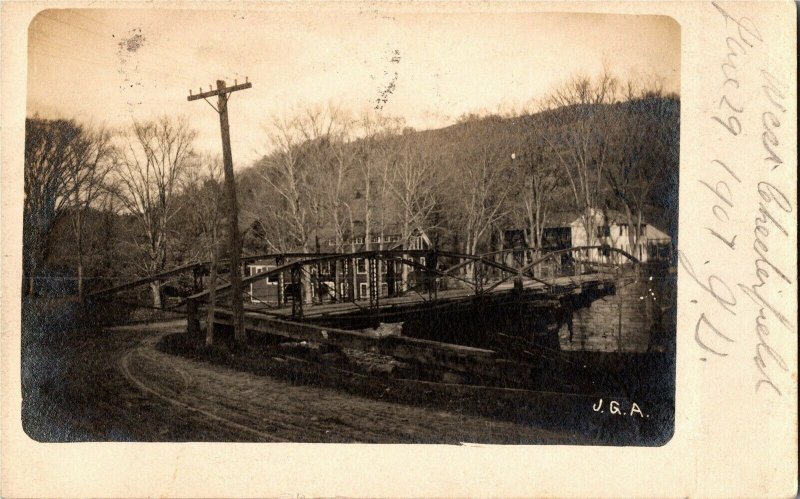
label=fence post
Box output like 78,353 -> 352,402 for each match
368,257 -> 379,309
291,263 -> 303,319
276,256 -> 285,305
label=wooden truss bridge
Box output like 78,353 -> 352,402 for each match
92,246 -> 638,318
90,246 -> 641,388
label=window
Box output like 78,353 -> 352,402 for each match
357,258 -> 367,274
626,224 -> 645,238
359,282 -> 369,299
648,242 -> 671,260
420,256 -> 426,267
250,265 -> 277,283
249,265 -> 263,277
353,237 -> 364,245
596,226 -> 610,238
372,235 -> 381,243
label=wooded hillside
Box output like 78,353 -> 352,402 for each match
24,72 -> 679,298
238,91 -> 679,257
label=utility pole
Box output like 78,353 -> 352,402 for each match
188,78 -> 252,346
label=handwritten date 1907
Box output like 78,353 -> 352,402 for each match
681,2 -> 793,398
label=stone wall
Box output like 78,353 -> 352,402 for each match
558,272 -> 656,353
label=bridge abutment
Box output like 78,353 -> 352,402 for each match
558,267 -> 666,353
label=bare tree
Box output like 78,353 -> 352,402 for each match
539,70 -> 620,249
303,105 -> 355,253
184,155 -> 225,345
389,132 -> 441,290
302,105 -> 356,302
239,185 -> 293,255
67,126 -> 115,299
604,81 -> 678,258
446,118 -> 515,278
356,113 -> 404,247
114,116 -> 197,308
357,112 -> 406,297
259,115 -> 313,252
510,123 -> 559,251
95,191 -> 123,284
258,113 -> 322,304
23,117 -> 112,297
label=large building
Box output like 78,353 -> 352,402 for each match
245,223 -> 432,304
505,209 -> 673,266
567,209 -> 673,263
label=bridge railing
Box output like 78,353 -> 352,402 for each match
90,246 -> 639,327
479,245 -> 639,295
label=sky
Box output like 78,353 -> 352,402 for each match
27,8 -> 680,166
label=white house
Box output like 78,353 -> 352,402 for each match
568,208 -> 672,263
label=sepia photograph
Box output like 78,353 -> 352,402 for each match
21,8 -> 680,445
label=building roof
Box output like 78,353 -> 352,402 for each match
514,208 -> 671,237
316,220 -> 406,242
546,211 -> 582,227
548,209 -> 659,227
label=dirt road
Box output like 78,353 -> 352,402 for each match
23,320 -> 586,443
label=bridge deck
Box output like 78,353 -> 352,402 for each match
242,272 -> 615,320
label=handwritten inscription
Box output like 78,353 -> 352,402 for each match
592,399 -> 648,418
682,2 -> 793,397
